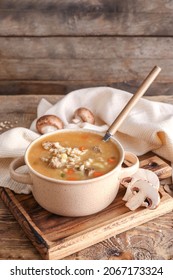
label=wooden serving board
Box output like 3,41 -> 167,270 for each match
0,155 -> 173,260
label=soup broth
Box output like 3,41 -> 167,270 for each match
28,131 -> 120,181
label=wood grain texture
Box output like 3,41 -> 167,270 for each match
0,59 -> 170,82
0,36 -> 172,93
1,181 -> 173,260
0,0 -> 173,36
0,36 -> 171,85
1,0 -> 172,12
1,37 -> 173,59
0,2 -> 172,95
0,81 -> 173,96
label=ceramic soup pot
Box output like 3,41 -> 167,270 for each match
9,129 -> 139,217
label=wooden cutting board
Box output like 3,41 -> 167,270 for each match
0,155 -> 173,260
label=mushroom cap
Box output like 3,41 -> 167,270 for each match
36,115 -> 64,134
74,107 -> 95,124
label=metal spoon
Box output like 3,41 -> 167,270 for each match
103,65 -> 161,142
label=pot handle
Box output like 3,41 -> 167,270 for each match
9,156 -> 33,185
120,152 -> 139,179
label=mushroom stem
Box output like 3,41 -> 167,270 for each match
125,190 -> 146,211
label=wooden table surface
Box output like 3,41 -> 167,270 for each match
0,93 -> 173,260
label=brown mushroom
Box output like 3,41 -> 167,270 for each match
36,115 -> 64,134
73,107 -> 95,124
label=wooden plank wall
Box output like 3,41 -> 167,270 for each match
0,0 -> 173,95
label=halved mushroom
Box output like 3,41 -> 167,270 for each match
125,179 -> 160,210
73,107 -> 95,124
122,168 -> 160,210
36,115 -> 64,134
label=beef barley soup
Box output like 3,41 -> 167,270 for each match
28,131 -> 120,181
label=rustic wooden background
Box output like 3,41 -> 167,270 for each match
0,0 -> 173,96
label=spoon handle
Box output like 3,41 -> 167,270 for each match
103,65 -> 161,142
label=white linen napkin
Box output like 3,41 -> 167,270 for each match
1,86 -> 173,194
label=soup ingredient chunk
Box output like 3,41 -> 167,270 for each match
41,141 -> 88,169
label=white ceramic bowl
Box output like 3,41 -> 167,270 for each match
10,129 -> 139,217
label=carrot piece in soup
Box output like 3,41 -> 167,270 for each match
79,146 -> 86,151
93,171 -> 104,177
67,177 -> 77,181
67,168 -> 75,175
107,157 -> 116,163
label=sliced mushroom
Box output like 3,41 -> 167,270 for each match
122,168 -> 160,210
36,115 -> 64,134
73,107 -> 95,124
125,179 -> 160,210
